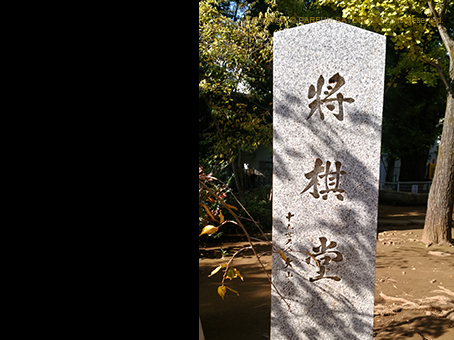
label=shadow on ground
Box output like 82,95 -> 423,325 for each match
199,206 -> 454,340
374,313 -> 454,339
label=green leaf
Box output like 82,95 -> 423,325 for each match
226,267 -> 235,280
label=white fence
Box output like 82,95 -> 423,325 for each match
380,181 -> 432,193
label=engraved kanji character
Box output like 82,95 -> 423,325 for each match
307,73 -> 355,121
305,237 -> 343,282
301,159 -> 346,200
319,160 -> 346,200
300,158 -> 324,198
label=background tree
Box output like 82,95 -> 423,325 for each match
199,0 -> 283,201
319,0 -> 453,245
382,39 -> 445,181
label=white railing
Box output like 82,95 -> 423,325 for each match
380,181 -> 432,193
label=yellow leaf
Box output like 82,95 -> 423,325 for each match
303,251 -> 319,267
277,250 -> 287,263
233,268 -> 244,281
208,263 -> 227,277
201,204 -> 216,220
226,286 -> 239,296
219,210 -> 224,223
199,225 -> 219,236
225,204 -> 237,211
218,286 -> 226,300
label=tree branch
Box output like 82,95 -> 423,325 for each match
403,2 -> 451,93
428,1 -> 454,75
439,0 -> 448,22
385,74 -> 399,96
199,179 -> 291,310
427,1 -> 451,47
427,0 -> 454,97
433,60 -> 451,93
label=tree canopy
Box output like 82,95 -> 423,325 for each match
199,0 -> 278,161
319,0 -> 453,90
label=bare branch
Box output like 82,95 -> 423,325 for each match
384,74 -> 399,96
199,179 -> 291,309
221,246 -> 252,286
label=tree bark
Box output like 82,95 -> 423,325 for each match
423,1 -> 454,246
422,94 -> 454,245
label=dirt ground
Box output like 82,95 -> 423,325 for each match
199,205 -> 454,340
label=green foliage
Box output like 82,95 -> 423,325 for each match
382,37 -> 446,155
241,186 -> 272,232
317,0 -> 453,181
199,0 -> 283,168
275,0 -> 342,23
383,78 -> 445,179
319,0 -> 452,89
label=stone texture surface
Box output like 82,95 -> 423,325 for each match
271,21 -> 386,339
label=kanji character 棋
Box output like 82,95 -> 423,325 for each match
300,158 -> 346,200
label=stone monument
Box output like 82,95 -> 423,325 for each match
271,21 -> 386,339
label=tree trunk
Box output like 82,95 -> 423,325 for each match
422,94 -> 454,246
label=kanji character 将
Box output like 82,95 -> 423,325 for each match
307,73 -> 355,121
